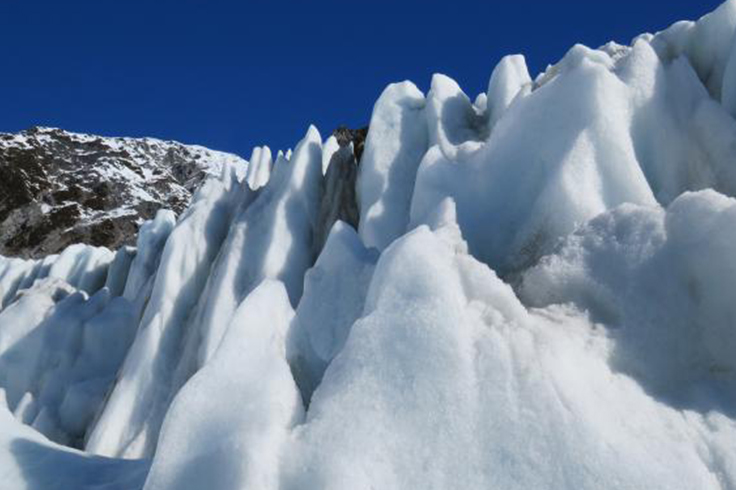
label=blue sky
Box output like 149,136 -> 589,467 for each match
0,0 -> 723,157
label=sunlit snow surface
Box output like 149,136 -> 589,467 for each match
4,2 -> 736,489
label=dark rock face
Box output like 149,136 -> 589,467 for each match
0,127 -> 245,258
314,126 -> 368,253
332,126 -> 368,163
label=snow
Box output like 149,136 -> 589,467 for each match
245,146 -> 273,190
650,0 -> 736,101
357,81 -> 428,251
2,3 -> 736,488
412,45 -> 657,275
321,135 -> 341,175
173,124 -> 323,401
0,244 -> 115,313
280,217 -> 735,490
47,244 -> 115,294
486,54 -> 532,128
619,39 -> 736,203
86,171 -> 244,459
104,246 -> 136,298
521,190 -> 736,397
84,131 -> 321,459
0,257 -> 39,310
0,278 -> 138,448
0,403 -> 148,490
143,281 -> 302,490
122,210 -> 176,304
426,73 -> 486,160
287,222 -> 377,405
0,242 -> 121,313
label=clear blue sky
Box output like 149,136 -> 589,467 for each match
0,0 -> 724,157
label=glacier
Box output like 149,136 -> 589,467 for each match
3,2 -> 736,489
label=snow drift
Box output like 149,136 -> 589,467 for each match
3,2 -> 736,489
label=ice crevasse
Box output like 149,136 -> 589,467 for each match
3,2 -> 736,489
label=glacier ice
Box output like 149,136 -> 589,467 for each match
321,135 -> 341,175
0,279 -> 138,449
521,190 -> 736,399
121,209 -> 176,305
3,2 -> 736,489
278,218 -> 735,490
245,145 -> 273,190
0,402 -> 148,490
144,281 -> 302,490
287,221 -> 377,405
185,125 -> 323,370
486,54 -> 532,129
86,165 -> 245,458
412,43 -> 658,275
357,81 -> 428,251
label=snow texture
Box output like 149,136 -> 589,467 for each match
144,281 -> 302,490
357,81 -> 428,251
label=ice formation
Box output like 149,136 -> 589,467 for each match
3,2 -> 736,489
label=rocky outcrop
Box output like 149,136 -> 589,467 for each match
0,127 -> 245,258
315,145 -> 360,253
332,125 -> 368,162
313,126 -> 367,253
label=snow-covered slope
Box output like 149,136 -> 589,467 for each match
0,126 -> 246,258
3,2 -> 736,489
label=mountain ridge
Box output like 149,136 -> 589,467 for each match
0,126 -> 246,258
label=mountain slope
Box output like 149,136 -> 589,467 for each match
0,126 -> 246,258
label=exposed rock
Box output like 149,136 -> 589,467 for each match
312,125 -> 368,254
332,125 -> 368,163
0,127 -> 245,258
315,144 -> 360,253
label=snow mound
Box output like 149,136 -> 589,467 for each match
521,190 -> 736,404
279,217 -> 735,490
144,281 -> 301,490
